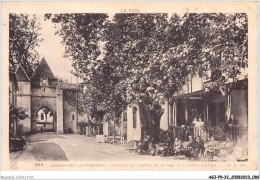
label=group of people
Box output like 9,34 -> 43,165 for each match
134,134 -> 241,161
173,135 -> 204,160
179,115 -> 207,142
192,117 -> 205,127
134,113 -> 241,161
173,135 -> 235,161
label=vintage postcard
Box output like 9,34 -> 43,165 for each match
1,1 -> 258,171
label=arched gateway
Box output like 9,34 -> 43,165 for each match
15,58 -> 79,134
35,106 -> 55,132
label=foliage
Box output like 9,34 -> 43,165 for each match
159,128 -> 174,144
9,104 -> 28,137
45,13 -> 109,124
45,13 -> 248,139
9,14 -> 42,77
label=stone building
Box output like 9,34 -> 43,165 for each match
14,58 -> 82,134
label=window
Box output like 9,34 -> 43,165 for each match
41,113 -> 44,120
72,114 -> 75,121
41,75 -> 48,87
133,107 -> 137,128
42,79 -> 47,86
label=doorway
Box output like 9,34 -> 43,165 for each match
36,107 -> 55,132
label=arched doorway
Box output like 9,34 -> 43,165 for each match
35,106 -> 55,132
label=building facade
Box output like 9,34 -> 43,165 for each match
127,73 -> 248,142
14,58 -> 82,134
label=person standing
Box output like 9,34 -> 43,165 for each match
229,113 -> 238,141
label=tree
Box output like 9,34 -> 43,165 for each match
176,13 -> 248,85
9,14 -> 42,77
9,104 -> 28,137
102,14 -> 173,141
47,13 -> 248,142
45,13 -> 109,126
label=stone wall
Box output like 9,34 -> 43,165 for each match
63,98 -> 77,133
31,87 -> 57,132
32,86 -> 56,97
17,96 -> 31,133
16,81 -> 31,133
56,87 -> 63,134
16,81 -> 87,134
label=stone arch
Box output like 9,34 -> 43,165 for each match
35,106 -> 55,132
31,96 -> 57,132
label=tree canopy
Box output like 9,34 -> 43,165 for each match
45,13 -> 248,138
9,14 -> 42,77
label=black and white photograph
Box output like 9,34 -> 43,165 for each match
1,1 -> 258,173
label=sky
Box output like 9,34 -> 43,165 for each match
35,14 -> 78,84
34,13 -> 167,84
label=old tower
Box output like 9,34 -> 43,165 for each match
16,58 -> 80,134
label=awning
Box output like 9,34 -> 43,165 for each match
172,90 -> 205,99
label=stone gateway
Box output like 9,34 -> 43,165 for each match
15,58 -> 79,134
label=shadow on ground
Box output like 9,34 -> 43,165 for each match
26,132 -> 65,143
29,142 -> 68,161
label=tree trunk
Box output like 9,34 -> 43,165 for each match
139,103 -> 163,143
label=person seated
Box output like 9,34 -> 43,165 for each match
204,136 -> 218,160
182,135 -> 193,150
173,137 -> 183,156
162,144 -> 172,156
136,136 -> 150,154
148,142 -> 156,156
197,136 -> 204,153
143,136 -> 151,153
136,141 -> 143,153
189,136 -> 204,160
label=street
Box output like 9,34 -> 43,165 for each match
10,132 -> 188,162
